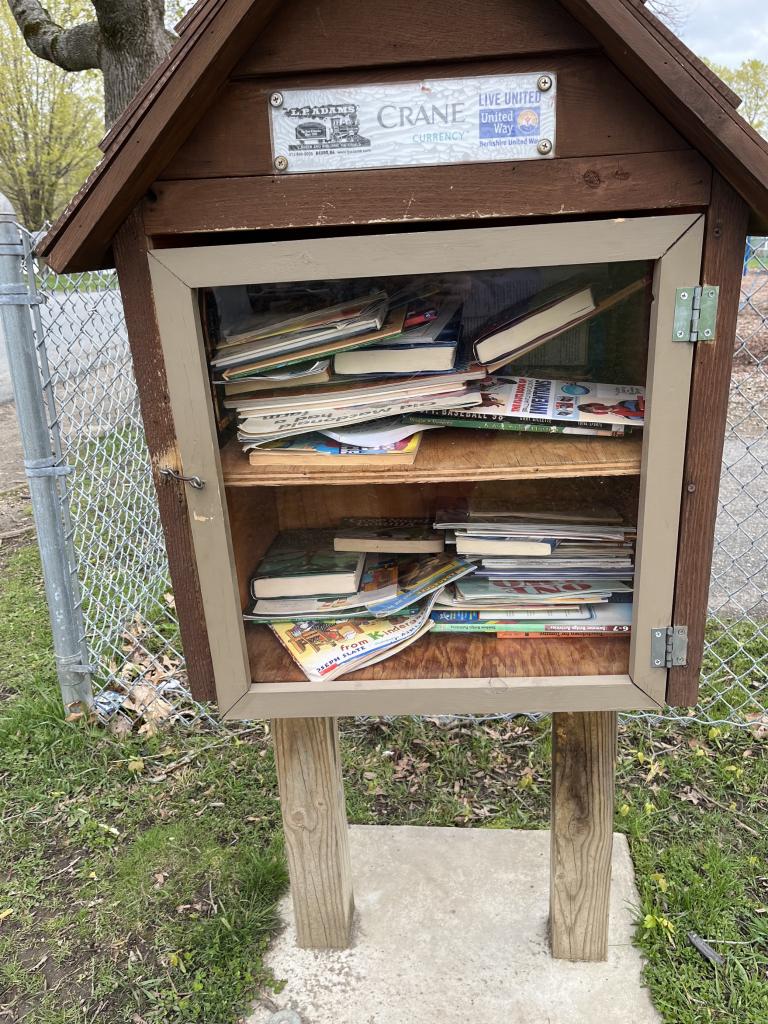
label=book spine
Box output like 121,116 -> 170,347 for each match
431,611 -> 482,622
432,621 -> 632,634
403,413 -> 611,435
497,629 -> 632,638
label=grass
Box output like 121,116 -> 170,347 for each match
1,544 -> 767,1023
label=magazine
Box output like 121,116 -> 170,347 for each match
487,377 -> 645,428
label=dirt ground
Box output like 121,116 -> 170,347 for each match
0,403 -> 34,565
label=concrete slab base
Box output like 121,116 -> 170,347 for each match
248,825 -> 661,1024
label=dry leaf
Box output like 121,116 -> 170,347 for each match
744,712 -> 768,741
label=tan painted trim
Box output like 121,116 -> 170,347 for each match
223,674 -> 660,719
147,255 -> 251,714
629,215 -> 705,701
151,214 -> 701,288
148,213 -> 703,714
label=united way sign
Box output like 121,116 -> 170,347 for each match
268,73 -> 557,175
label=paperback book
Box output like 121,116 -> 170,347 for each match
334,518 -> 444,554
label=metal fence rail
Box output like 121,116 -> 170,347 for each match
2,214 -> 767,729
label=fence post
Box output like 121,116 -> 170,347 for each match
0,193 -> 93,711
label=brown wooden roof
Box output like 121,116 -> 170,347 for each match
39,0 -> 768,271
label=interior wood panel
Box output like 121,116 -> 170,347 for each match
226,485 -> 279,608
233,0 -> 597,77
161,54 -> 688,181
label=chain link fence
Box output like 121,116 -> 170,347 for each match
4,220 -> 768,729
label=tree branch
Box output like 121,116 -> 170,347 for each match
7,0 -> 102,71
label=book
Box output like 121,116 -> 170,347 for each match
431,607 -> 593,623
251,530 -> 365,599
403,412 -> 623,437
268,594 -> 438,681
472,282 -> 595,368
225,368 -> 481,415
220,303 -> 408,378
471,276 -> 648,372
431,601 -> 632,633
245,558 -> 399,619
334,518 -> 444,554
214,292 -> 388,358
238,388 -> 483,444
368,553 -> 476,617
453,536 -> 556,557
333,301 -> 462,375
246,433 -> 422,467
455,578 -> 633,604
218,360 -> 331,395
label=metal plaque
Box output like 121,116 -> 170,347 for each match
268,73 -> 557,175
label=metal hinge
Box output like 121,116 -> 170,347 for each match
673,286 -> 719,343
651,626 -> 688,669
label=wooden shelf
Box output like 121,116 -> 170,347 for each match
233,625 -> 657,718
246,623 -> 630,683
221,429 -> 643,487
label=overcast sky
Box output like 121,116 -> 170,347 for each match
675,0 -> 768,65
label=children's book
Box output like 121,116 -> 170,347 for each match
368,554 -> 476,617
268,594 -> 439,681
250,529 -> 365,599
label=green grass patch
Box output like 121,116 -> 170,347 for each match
1,542 -> 767,1022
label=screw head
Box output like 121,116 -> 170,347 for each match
273,155 -> 289,172
270,91 -> 283,108
703,328 -> 712,338
538,75 -> 553,92
676,329 -> 686,338
680,291 -> 689,300
537,138 -> 553,156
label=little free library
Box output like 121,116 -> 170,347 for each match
41,0 -> 768,964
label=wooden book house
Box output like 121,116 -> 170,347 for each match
41,0 -> 768,961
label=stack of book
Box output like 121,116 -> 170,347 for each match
208,274 -> 649,465
245,509 -> 635,680
431,506 -> 635,637
245,524 -> 474,681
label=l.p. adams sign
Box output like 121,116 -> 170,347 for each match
268,73 -> 557,174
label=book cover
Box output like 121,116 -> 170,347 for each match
246,433 -> 421,467
251,529 -> 365,599
268,594 -> 437,681
485,377 -> 645,429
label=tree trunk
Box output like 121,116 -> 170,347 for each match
97,3 -> 176,125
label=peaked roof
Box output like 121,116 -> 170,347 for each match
39,0 -> 768,271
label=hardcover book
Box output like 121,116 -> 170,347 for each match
251,529 -> 365,599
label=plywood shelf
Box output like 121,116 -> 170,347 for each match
245,623 -> 630,683
221,429 -> 642,487
232,624 -> 657,718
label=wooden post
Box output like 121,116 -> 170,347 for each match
272,717 -> 354,949
550,710 -> 617,961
